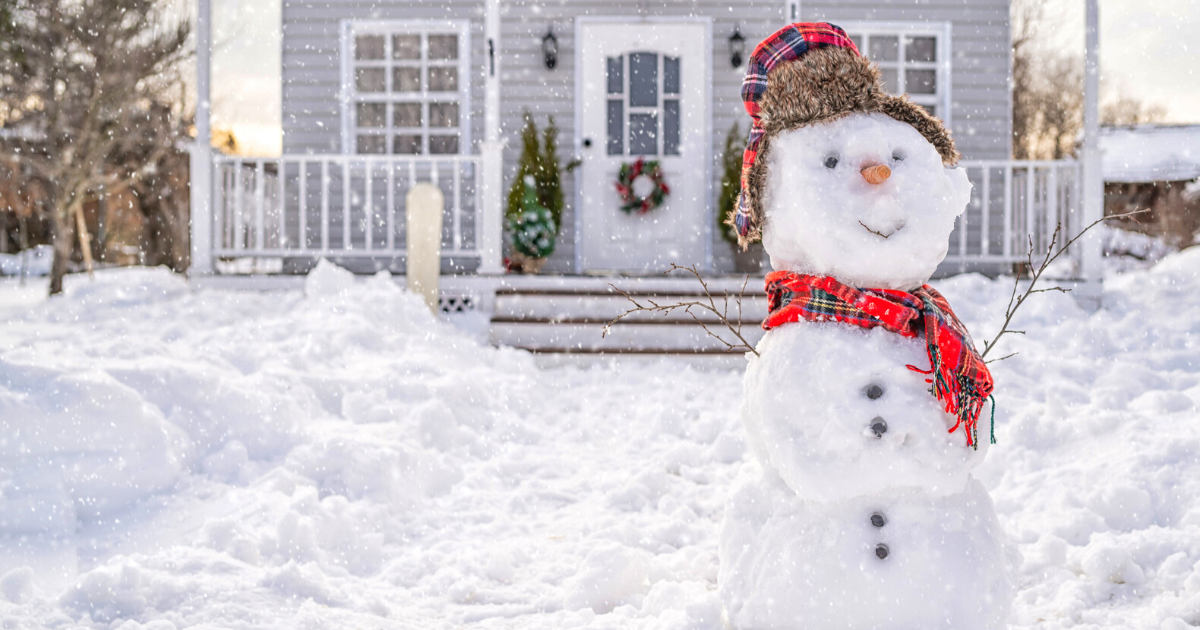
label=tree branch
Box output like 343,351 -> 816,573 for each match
602,264 -> 761,356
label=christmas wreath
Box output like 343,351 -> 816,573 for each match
615,158 -> 670,215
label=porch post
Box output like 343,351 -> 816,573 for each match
1078,0 -> 1103,305
477,0 -> 506,275
189,0 -> 214,275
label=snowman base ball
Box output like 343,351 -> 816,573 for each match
719,23 -> 1016,629
719,468 -> 1017,630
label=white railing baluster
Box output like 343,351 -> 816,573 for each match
1047,166 -> 1059,254
1003,164 -> 1014,260
277,158 -> 286,249
1025,164 -> 1036,254
258,158 -> 267,252
452,161 -> 462,252
234,158 -> 245,251
343,159 -> 351,250
365,158 -> 373,252
980,165 -> 990,256
386,160 -> 395,251
321,160 -> 330,252
299,159 -> 307,252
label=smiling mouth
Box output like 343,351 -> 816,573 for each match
859,221 -> 903,239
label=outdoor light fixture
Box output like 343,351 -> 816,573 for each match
542,28 -> 558,70
729,27 -> 746,68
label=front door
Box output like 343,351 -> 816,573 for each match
578,20 -> 711,273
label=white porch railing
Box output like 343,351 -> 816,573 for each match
945,160 -> 1083,273
208,155 -> 1085,279
212,154 -> 481,260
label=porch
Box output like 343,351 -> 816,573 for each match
189,153 -> 1094,359
194,153 -> 1089,278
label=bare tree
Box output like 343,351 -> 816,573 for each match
1011,0 -> 1164,160
0,0 -> 190,294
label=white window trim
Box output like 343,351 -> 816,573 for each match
339,19 -> 471,155
838,21 -> 953,130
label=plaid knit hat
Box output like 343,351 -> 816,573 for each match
730,22 -> 959,248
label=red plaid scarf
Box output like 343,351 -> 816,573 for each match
764,271 -> 995,448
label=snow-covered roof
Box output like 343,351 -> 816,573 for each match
1100,124 -> 1200,183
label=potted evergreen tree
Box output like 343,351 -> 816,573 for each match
717,122 -> 764,273
505,113 -> 577,273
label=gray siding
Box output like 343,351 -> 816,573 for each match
282,0 -> 1012,274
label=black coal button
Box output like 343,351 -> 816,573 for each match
865,384 -> 884,400
870,417 -> 888,438
875,544 -> 889,560
871,512 -> 886,528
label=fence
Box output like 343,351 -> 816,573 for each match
946,160 -> 1082,272
212,154 -> 480,260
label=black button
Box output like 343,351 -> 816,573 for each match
870,417 -> 888,438
871,512 -> 886,528
875,544 -> 889,559
865,384 -> 884,400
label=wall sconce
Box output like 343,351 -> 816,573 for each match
542,28 -> 558,70
729,27 -> 746,68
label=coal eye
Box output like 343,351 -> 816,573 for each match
824,156 -> 839,169
891,151 -> 905,162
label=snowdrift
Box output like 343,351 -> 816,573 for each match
0,253 -> 1198,628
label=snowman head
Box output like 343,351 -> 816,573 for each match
760,113 -> 971,290
731,23 -> 969,290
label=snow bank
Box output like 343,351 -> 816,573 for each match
0,252 -> 1198,628
0,245 -> 52,277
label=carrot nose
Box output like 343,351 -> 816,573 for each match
861,164 -> 891,185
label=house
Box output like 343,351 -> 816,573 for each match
191,0 -> 1097,357
1100,124 -> 1200,248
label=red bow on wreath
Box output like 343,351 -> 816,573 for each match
615,158 -> 670,215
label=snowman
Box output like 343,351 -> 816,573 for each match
717,23 -> 1016,629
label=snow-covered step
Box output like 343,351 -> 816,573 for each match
492,290 -> 770,323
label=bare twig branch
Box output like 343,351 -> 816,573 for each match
980,209 -> 1148,359
602,263 -> 761,356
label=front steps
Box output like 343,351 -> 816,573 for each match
487,275 -> 769,365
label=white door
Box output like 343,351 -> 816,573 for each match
578,20 -> 711,273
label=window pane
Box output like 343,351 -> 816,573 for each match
920,104 -> 937,118
355,35 -> 385,60
629,52 -> 658,108
394,134 -> 422,154
663,100 -> 680,155
428,67 -> 458,92
907,69 -> 937,94
428,35 -> 458,61
430,102 -> 459,128
393,34 -> 420,60
906,36 -> 936,63
606,99 -> 623,155
393,67 -> 421,92
880,68 -> 899,93
664,56 -> 680,94
393,103 -> 422,128
869,36 -> 899,62
607,57 -> 623,94
356,68 -> 386,92
356,102 -> 386,128
357,134 -> 386,154
429,135 -> 459,154
629,112 -> 657,155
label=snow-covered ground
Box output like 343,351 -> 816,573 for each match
0,252 -> 1198,629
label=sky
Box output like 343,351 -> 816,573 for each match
205,0 -> 1200,156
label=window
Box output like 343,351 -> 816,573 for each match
842,23 -> 951,123
605,52 -> 682,157
342,21 -> 469,155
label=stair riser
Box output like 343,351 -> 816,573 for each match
493,294 -> 769,322
490,321 -> 767,352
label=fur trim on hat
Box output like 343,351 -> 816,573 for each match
728,46 -> 959,249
